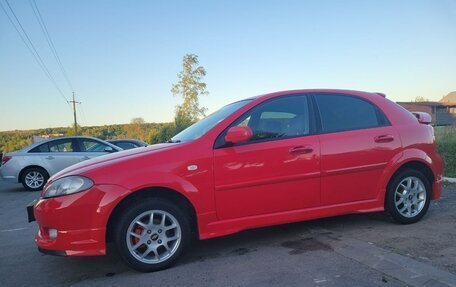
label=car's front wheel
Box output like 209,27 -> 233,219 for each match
20,167 -> 49,191
114,198 -> 191,272
386,168 -> 431,224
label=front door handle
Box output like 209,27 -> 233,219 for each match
289,145 -> 314,155
81,156 -> 90,160
374,135 -> 394,143
45,156 -> 54,160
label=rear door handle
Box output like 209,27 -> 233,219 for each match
374,135 -> 394,143
289,145 -> 314,155
45,156 -> 54,160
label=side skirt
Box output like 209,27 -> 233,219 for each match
199,198 -> 384,240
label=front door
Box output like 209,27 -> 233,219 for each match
213,95 -> 321,220
77,138 -> 112,161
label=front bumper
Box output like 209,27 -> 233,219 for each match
30,184 -> 129,256
27,200 -> 36,222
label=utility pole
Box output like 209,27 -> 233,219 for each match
68,92 -> 80,135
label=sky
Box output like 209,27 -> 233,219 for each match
0,0 -> 455,131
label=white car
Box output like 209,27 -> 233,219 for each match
0,136 -> 122,191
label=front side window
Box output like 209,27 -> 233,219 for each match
48,139 -> 75,152
227,95 -> 311,144
315,94 -> 389,133
80,139 -> 109,152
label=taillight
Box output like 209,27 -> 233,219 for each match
1,155 -> 11,165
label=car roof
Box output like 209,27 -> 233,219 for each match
20,136 -> 121,152
251,89 -> 384,102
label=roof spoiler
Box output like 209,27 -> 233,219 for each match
411,112 -> 432,124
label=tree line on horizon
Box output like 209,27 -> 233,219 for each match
0,54 -> 208,153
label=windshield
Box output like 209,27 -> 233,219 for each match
171,100 -> 252,142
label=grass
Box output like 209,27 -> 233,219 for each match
435,125 -> 456,178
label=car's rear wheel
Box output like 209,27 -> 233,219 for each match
114,198 -> 191,272
20,167 -> 49,191
386,168 -> 431,224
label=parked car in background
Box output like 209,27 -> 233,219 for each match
0,136 -> 122,191
29,89 -> 443,272
107,139 -> 148,150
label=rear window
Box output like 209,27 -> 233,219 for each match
315,94 -> 389,133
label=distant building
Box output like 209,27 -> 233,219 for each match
440,91 -> 456,103
397,92 -> 456,126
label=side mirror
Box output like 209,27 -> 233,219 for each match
225,126 -> 253,144
104,146 -> 116,153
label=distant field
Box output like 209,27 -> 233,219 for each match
435,125 -> 456,177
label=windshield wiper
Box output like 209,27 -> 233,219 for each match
166,139 -> 181,143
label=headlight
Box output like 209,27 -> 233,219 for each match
43,176 -> 93,198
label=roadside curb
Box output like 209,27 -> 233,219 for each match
443,177 -> 456,183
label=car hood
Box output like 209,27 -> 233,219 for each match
49,143 -> 182,182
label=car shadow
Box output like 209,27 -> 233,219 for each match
37,211 -> 391,282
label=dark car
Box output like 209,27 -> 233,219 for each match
107,139 -> 148,150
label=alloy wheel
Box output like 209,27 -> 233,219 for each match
126,210 -> 181,264
394,176 -> 427,218
25,171 -> 44,189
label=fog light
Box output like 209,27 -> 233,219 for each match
48,228 -> 58,239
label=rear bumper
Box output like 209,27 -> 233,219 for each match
32,184 -> 128,256
0,160 -> 20,182
0,168 -> 17,182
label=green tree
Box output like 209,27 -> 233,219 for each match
149,123 -> 176,144
125,117 -> 148,141
171,54 -> 208,133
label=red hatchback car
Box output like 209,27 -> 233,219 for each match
28,89 -> 443,272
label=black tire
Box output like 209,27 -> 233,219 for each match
20,167 -> 49,191
113,198 -> 191,272
386,168 -> 431,224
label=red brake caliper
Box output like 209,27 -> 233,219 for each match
133,227 -> 142,244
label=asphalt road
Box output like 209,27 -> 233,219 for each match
0,178 -> 455,287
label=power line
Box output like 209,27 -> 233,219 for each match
79,102 -> 88,125
29,0 -> 74,92
0,0 -> 68,102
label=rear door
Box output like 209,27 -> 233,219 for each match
40,138 -> 81,174
213,95 -> 321,220
314,93 -> 401,205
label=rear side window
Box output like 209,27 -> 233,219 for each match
315,94 -> 389,133
29,143 -> 50,153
